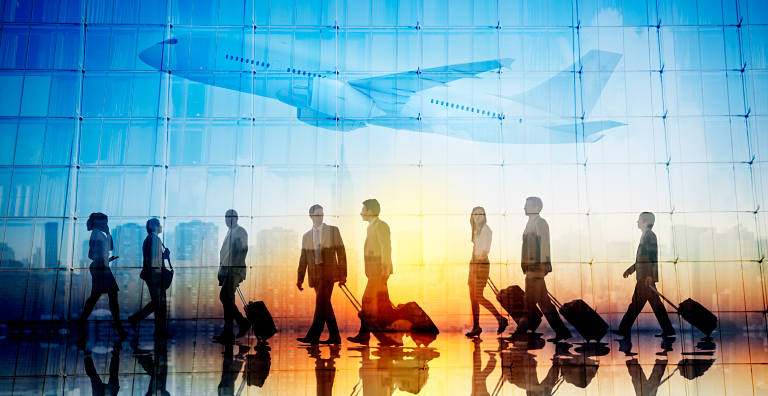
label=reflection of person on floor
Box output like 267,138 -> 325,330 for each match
612,212 -> 675,339
214,209 -> 250,344
135,338 -> 170,396
129,218 -> 171,338
348,199 -> 395,346
471,338 -> 496,396
77,212 -> 128,339
305,344 -> 341,396
626,358 -> 667,396
84,341 -> 121,396
218,344 -> 249,396
356,346 -> 440,396
466,207 -> 508,338
518,197 -> 571,343
504,349 -> 560,396
296,204 -> 347,345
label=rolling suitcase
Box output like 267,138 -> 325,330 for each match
237,288 -> 277,341
650,285 -> 718,336
488,280 -> 542,332
548,292 -> 608,342
394,302 -> 439,334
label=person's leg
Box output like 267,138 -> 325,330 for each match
79,294 -> 100,325
355,279 -> 376,340
131,285 -> 157,324
323,281 -> 340,339
518,275 -> 537,332
220,277 -> 235,329
469,282 -> 480,329
534,279 -> 569,336
305,283 -> 328,340
107,292 -> 127,333
645,285 -> 674,333
618,283 -> 647,334
153,287 -> 167,334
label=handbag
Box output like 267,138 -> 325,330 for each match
161,244 -> 174,291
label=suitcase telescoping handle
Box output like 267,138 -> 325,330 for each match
339,283 -> 362,313
487,279 -> 501,296
236,287 -> 248,309
546,291 -> 563,310
648,284 -> 680,311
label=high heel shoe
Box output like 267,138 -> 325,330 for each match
465,327 -> 482,338
112,322 -> 129,339
497,317 -> 509,335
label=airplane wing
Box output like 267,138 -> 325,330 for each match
346,58 -> 514,115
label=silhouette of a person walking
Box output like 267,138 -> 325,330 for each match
466,206 -> 507,338
296,204 -> 347,345
76,212 -> 128,339
626,358 -> 667,396
129,218 -> 172,338
518,197 -> 571,343
348,199 -> 395,346
305,344 -> 341,396
612,212 -> 675,338
84,341 -> 122,396
214,210 -> 250,344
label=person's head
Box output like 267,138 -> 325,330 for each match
524,197 -> 543,216
87,212 -> 108,231
470,206 -> 487,239
146,218 -> 162,235
638,212 -> 655,231
225,209 -> 238,228
309,204 -> 324,228
360,199 -> 380,222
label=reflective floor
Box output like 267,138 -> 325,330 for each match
1,314 -> 767,395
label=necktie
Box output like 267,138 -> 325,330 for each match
314,228 -> 321,264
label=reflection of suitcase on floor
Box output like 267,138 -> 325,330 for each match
395,302 -> 439,334
650,285 -> 718,336
488,280 -> 542,332
237,288 -> 277,341
245,342 -> 272,387
549,293 -> 608,342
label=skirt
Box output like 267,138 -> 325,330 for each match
467,259 -> 490,287
89,259 -> 120,296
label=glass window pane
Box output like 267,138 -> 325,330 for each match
37,168 -> 69,217
26,25 -> 56,70
8,168 -> 41,217
14,119 -> 46,165
0,26 -> 29,68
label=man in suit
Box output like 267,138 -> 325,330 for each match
348,199 -> 394,346
296,204 -> 347,345
612,212 -> 675,338
518,196 -> 572,343
213,209 -> 250,345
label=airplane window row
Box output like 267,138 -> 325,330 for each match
288,68 -> 326,78
430,98 -> 502,118
225,54 -> 268,68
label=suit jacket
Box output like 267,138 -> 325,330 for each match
298,224 -> 347,288
626,229 -> 659,283
140,234 -> 163,283
364,218 -> 393,278
521,216 -> 552,276
219,225 -> 248,285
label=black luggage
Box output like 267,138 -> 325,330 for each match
245,342 -> 272,387
237,288 -> 277,341
549,293 -> 608,342
650,285 -> 718,336
488,280 -> 542,332
394,302 -> 439,334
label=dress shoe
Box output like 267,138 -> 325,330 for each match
235,318 -> 250,338
611,329 -> 631,338
297,336 -> 320,344
347,335 -> 369,345
497,317 -> 509,335
655,329 -> 676,337
213,331 -> 236,345
319,337 -> 342,345
547,332 -> 572,343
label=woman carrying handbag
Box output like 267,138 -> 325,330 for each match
129,218 -> 173,338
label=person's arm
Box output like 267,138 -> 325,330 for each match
297,234 -> 308,291
380,221 -> 393,277
648,232 -> 658,284
539,219 -> 552,276
334,227 -> 347,285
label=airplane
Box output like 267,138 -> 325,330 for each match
139,33 -> 624,144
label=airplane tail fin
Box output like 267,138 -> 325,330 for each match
500,50 -> 622,118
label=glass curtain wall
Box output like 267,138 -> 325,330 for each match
0,0 -> 766,343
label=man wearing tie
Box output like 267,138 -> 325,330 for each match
296,204 -> 347,345
348,199 -> 394,346
612,212 -> 675,338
